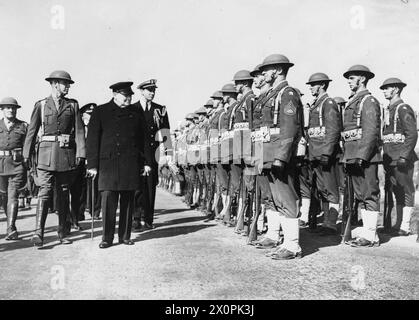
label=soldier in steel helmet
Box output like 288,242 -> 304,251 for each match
341,65 -> 382,247
380,78 -> 418,236
251,54 -> 305,260
23,70 -> 86,247
305,73 -> 342,236
205,92 -> 225,221
183,113 -> 197,207
230,70 -> 256,235
0,97 -> 28,240
217,83 -> 238,226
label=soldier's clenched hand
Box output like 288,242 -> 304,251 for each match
87,168 -> 98,179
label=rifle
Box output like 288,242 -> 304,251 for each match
247,175 -> 259,244
234,173 -> 245,233
341,165 -> 354,243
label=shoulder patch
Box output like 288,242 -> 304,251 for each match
284,101 -> 296,115
289,91 -> 294,96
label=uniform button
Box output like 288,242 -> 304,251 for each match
57,122 -> 60,125
116,133 -> 120,137
117,152 -> 121,156
116,143 -> 120,147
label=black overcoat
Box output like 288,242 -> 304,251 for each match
86,99 -> 149,191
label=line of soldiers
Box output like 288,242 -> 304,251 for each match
161,54 -> 419,259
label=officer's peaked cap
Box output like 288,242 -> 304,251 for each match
109,82 -> 134,95
137,79 -> 158,90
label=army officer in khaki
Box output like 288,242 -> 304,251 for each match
23,70 -> 86,248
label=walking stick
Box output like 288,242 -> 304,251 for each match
91,175 -> 95,240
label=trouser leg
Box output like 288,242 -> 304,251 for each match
101,191 -> 119,243
118,191 -> 134,241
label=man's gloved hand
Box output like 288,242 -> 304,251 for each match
76,157 -> 85,166
355,158 -> 367,169
320,154 -> 330,167
23,158 -> 31,170
271,159 -> 286,179
397,157 -> 408,170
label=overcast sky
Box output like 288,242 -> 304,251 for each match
0,0 -> 418,128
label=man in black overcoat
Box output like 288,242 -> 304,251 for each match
86,82 -> 151,248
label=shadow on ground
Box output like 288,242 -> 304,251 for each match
133,224 -> 215,242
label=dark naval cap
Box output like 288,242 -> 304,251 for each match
80,103 -> 97,114
109,82 -> 134,95
137,79 -> 158,90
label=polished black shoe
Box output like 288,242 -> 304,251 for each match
350,237 -> 379,248
119,239 -> 134,245
99,241 -> 112,249
59,238 -> 73,245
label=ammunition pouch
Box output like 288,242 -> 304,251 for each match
382,133 -> 405,144
341,128 -> 362,142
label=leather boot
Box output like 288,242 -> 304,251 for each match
5,202 -> 19,240
57,185 -> 73,245
31,199 -> 49,247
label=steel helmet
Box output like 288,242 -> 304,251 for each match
195,107 -> 207,115
306,72 -> 332,85
220,83 -> 237,93
343,65 -> 375,79
210,91 -> 223,99
185,113 -> 195,120
260,54 -> 294,70
45,70 -> 75,84
379,77 -> 407,89
250,64 -> 262,77
204,99 -> 214,108
0,97 -> 21,109
333,97 -> 347,104
233,70 -> 253,82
